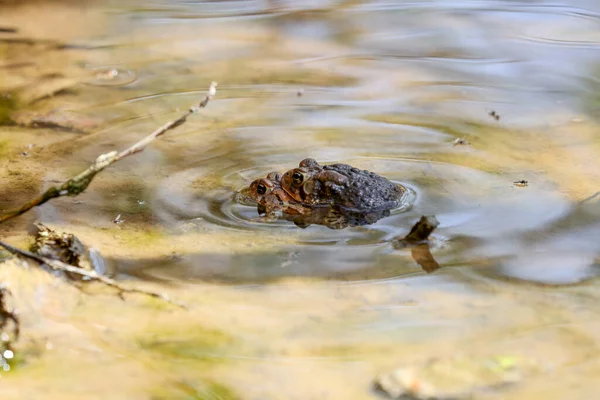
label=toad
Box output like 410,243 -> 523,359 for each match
280,158 -> 405,212
238,172 -> 309,220
239,173 -> 392,229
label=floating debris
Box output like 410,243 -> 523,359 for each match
400,215 -> 440,245
113,214 -> 125,224
392,216 -> 440,273
30,223 -> 94,277
513,180 -> 529,187
452,138 -> 470,147
488,110 -> 500,121
375,355 -> 540,400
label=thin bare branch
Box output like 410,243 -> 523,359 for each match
0,81 -> 218,224
0,240 -> 187,309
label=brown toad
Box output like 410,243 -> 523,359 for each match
280,158 -> 405,212
238,172 -> 308,220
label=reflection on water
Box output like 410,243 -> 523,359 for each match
2,0 -> 600,398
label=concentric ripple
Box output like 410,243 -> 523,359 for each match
152,158 -> 417,246
152,156 -> 570,249
80,66 -> 137,86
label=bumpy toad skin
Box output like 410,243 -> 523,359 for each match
280,158 -> 404,211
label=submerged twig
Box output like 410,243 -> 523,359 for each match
0,81 -> 218,224
0,240 -> 186,309
580,191 -> 600,204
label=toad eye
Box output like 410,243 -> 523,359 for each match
292,171 -> 304,186
256,183 -> 267,195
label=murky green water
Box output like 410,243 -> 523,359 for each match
1,0 -> 600,398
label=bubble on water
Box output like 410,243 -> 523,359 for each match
3,350 -> 13,359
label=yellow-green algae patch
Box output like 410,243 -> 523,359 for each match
0,93 -> 17,125
137,326 -> 234,363
0,260 -> 244,399
0,138 -> 12,157
150,380 -> 240,400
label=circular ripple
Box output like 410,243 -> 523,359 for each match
143,156 -> 577,282
81,66 -> 137,87
151,157 -> 569,248
152,160 -> 417,246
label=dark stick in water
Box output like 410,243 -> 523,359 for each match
0,239 -> 186,308
402,215 -> 439,243
392,216 -> 441,273
0,81 -> 217,224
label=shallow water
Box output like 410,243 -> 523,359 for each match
1,0 -> 600,398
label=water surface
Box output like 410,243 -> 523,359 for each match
1,0 -> 600,398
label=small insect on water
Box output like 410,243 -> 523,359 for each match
113,214 -> 125,224
453,138 -> 470,147
513,180 -> 529,187
488,110 -> 500,121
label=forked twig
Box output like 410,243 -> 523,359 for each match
0,239 -> 186,308
0,82 -> 218,223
